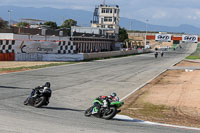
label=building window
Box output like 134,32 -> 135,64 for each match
102,8 -> 112,14
104,17 -> 112,22
114,17 -> 117,22
102,8 -> 106,13
101,25 -> 105,28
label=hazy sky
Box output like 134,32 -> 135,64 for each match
1,0 -> 200,27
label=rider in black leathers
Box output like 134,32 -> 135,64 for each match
24,82 -> 51,105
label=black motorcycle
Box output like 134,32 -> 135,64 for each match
154,52 -> 158,58
24,87 -> 52,108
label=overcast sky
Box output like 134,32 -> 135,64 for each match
1,0 -> 200,28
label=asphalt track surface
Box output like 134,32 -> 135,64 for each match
0,43 -> 199,133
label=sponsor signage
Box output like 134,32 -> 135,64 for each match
182,35 -> 198,43
155,34 -> 171,41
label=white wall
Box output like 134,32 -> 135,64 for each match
0,33 -> 14,39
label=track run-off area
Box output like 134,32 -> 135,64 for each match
0,43 -> 199,133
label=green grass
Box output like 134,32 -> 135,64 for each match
0,62 -> 76,72
186,43 -> 200,59
186,56 -> 200,59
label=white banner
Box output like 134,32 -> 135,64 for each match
155,34 -> 171,41
182,35 -> 198,43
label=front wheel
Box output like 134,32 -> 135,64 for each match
102,107 -> 117,120
33,96 -> 46,108
24,97 -> 29,105
85,106 -> 93,117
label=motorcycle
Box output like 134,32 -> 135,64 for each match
24,87 -> 52,108
85,99 -> 124,120
161,52 -> 164,57
154,52 -> 158,58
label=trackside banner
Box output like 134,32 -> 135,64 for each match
155,34 -> 171,41
182,35 -> 198,43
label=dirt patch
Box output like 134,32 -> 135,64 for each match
121,60 -> 200,128
175,60 -> 200,67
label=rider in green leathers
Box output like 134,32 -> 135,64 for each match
92,92 -> 119,115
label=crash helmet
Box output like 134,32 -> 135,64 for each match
110,92 -> 117,98
45,82 -> 51,88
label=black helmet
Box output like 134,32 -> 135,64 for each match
45,82 -> 51,88
110,92 -> 117,97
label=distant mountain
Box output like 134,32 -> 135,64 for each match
0,5 -> 200,34
120,18 -> 200,35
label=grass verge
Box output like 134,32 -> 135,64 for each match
0,62 -> 77,72
186,43 -> 200,59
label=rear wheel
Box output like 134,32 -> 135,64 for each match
85,106 -> 93,117
33,96 -> 46,108
102,107 -> 117,120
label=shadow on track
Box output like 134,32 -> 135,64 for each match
0,85 -> 28,90
41,106 -> 85,112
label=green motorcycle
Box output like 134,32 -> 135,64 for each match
85,99 -> 124,120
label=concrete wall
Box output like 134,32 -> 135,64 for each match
15,49 -> 151,61
83,49 -> 150,60
15,53 -> 83,61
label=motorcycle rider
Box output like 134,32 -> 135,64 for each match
154,48 -> 158,58
24,82 -> 51,105
92,92 -> 119,115
160,50 -> 164,57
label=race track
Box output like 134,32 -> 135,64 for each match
0,43 -> 199,133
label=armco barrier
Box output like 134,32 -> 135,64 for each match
0,53 -> 15,61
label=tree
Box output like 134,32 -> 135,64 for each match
61,19 -> 77,28
16,22 -> 29,28
118,27 -> 128,42
0,18 -> 8,28
60,19 -> 77,36
43,21 -> 57,29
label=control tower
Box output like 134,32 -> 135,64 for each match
91,3 -> 120,38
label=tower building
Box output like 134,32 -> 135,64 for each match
91,4 -> 120,39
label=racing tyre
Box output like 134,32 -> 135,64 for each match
102,107 -> 117,120
33,96 -> 46,108
85,106 -> 93,117
24,97 -> 29,105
